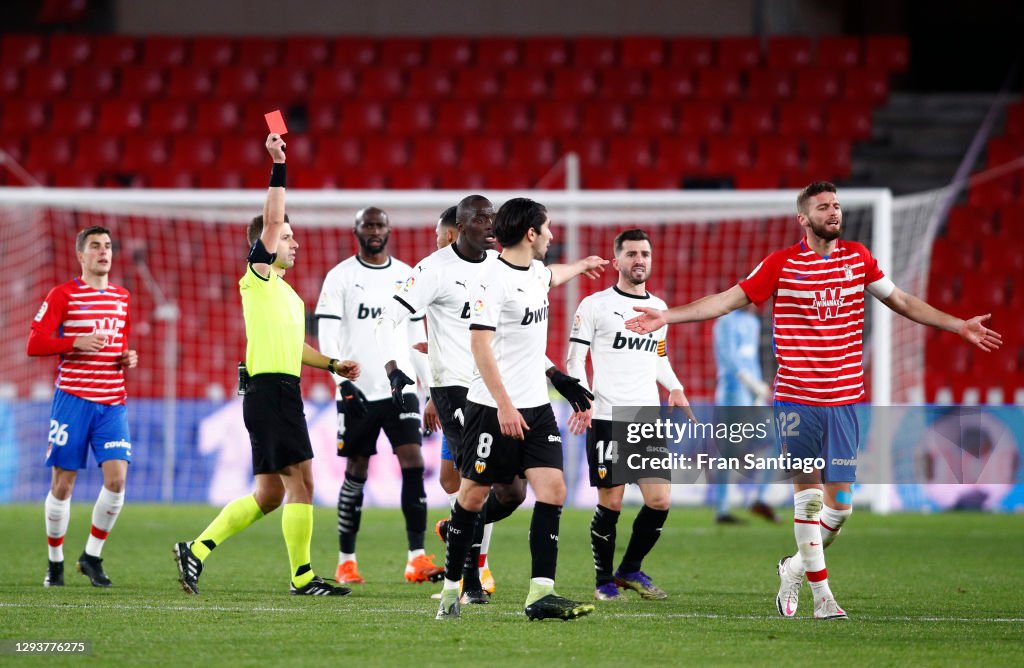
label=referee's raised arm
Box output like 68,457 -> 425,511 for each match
251,133 -> 288,276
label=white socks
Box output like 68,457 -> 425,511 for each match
84,486 -> 124,557
45,492 -> 71,562
789,502 -> 852,574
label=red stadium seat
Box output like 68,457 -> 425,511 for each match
314,136 -> 363,170
22,63 -> 69,98
804,138 -> 851,178
826,102 -> 873,140
754,137 -> 802,171
598,68 -> 647,99
389,169 -> 436,190
705,137 -> 753,175
50,100 -> 96,133
309,67 -> 357,100
647,69 -> 695,101
0,64 -> 20,96
777,102 -> 824,136
968,178 -> 1016,208
407,67 -> 453,100
47,34 -> 92,66
560,136 -> 607,168
190,37 -> 235,67
147,171 -> 196,189
533,101 -> 580,135
668,38 -> 714,68
509,137 -> 558,171
986,136 -> 1024,168
573,37 -> 617,68
730,101 -> 775,136
655,137 -> 702,171
73,135 -> 123,170
388,100 -> 435,135
795,68 -> 843,99
746,69 -> 794,100
169,135 -> 218,169
358,66 -> 405,100
607,137 -> 654,170
142,36 -> 188,67
25,135 -> 74,171
92,35 -> 139,67
696,68 -> 744,100
734,169 -> 782,189
428,37 -> 474,68
167,66 -> 214,99
338,102 -> 387,134
523,37 -> 568,67
146,101 -> 190,134
961,274 -> 1007,310
119,65 -> 166,100
1,35 -> 45,65
0,136 -> 25,165
283,36 -> 331,67
979,238 -> 1024,274
196,168 -> 247,189
52,168 -> 102,188
215,65 -> 263,99
865,35 -> 909,73
194,100 -> 241,134
620,37 -> 665,68
364,136 -> 410,169
767,36 -> 813,69
630,102 -> 677,136
583,168 -> 631,189
341,171 -> 388,189
122,136 -> 170,171
816,36 -> 861,68
461,136 -> 508,171
218,136 -> 267,170
439,171 -> 487,190
1005,102 -> 1024,136
843,68 -> 889,104
453,68 -> 502,99
475,38 -> 521,68
483,101 -> 532,134
581,103 -> 628,134
96,100 -> 144,134
945,206 -> 993,244
378,37 -> 425,68
716,37 -> 761,68
435,101 -> 482,134
552,68 -> 598,100
634,169 -> 682,189
503,68 -> 549,100
335,37 -> 377,67
263,65 -> 311,103
67,64 -> 117,99
485,169 -> 534,190
236,37 -> 283,68
411,136 -> 459,170
679,101 -> 726,135
282,135 -> 315,168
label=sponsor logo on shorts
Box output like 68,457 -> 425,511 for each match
103,439 -> 131,450
831,457 -> 857,466
474,459 -> 486,474
597,464 -> 607,480
548,434 -> 561,443
399,412 -> 420,420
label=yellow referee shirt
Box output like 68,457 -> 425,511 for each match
239,264 -> 305,377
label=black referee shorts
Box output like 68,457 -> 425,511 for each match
243,373 -> 314,474
460,400 -> 563,485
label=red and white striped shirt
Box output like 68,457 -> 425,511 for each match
28,278 -> 132,405
738,239 -> 885,406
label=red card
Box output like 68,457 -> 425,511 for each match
264,109 -> 288,135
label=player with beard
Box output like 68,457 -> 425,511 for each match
625,181 -> 1001,619
316,207 -> 440,585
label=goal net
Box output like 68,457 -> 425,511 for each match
2,185 -> 936,511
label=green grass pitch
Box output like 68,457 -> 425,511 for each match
1,503 -> 1021,666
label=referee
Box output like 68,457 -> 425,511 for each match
174,133 -> 360,596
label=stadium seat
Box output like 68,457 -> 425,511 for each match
283,36 -> 331,67
523,37 -> 569,67
715,37 -> 761,68
573,37 -> 617,68
804,137 -> 851,178
0,64 -> 20,96
454,68 -> 502,99
503,68 -> 550,100
968,179 -> 1016,208
816,36 -> 861,68
169,135 -> 218,169
583,168 -> 631,189
388,100 -> 435,135
475,38 -> 521,68
389,168 -> 436,189
483,101 -> 532,134
25,135 -> 74,171
146,101 -> 192,134
264,65 -> 311,103
767,36 -> 813,69
696,68 -> 744,100
633,169 -> 682,189
746,68 -> 794,100
655,137 -> 703,171
826,102 -> 873,140
485,169 -> 534,190
406,67 -> 453,100
960,274 -> 1007,310
335,37 -> 378,67
364,136 -> 411,169
598,69 -> 647,99
310,66 -> 357,100
218,136 -> 267,170
147,171 -> 196,189
679,101 -> 726,135
439,170 -> 487,190
428,37 -> 474,68
22,63 -> 68,98
985,136 -> 1023,169
435,101 -> 482,134
777,102 -> 825,136
314,136 -> 363,170
552,68 -> 598,100
620,37 -> 665,68
52,168 -> 103,188
47,33 -> 93,66
342,171 -> 389,189
282,135 -> 315,168
607,137 -> 654,170
461,136 -> 508,171
944,205 -> 993,244
581,103 -> 628,134
357,66 -> 405,99
560,136 -> 607,169
121,136 -> 170,171
194,100 -> 241,134
338,102 -> 387,134
842,68 -> 889,104
1,34 -> 45,65
734,169 -> 782,189
533,101 -> 580,135
73,135 -> 123,171
705,137 -> 754,175
729,101 -> 775,136
668,37 -> 714,68
378,37 -> 425,68
509,136 -> 558,171
119,65 -> 166,100
167,66 -> 214,99
1005,102 -> 1024,136
647,69 -> 695,101
865,35 -> 909,73
48,100 -> 94,134
190,36 -> 235,67
411,136 -> 459,170
753,137 -> 802,171
142,36 -> 189,67
92,35 -> 140,67
96,100 -> 144,134
630,102 -> 677,135
67,64 -> 116,99
236,37 -> 283,68
196,168 -> 247,189
795,68 -> 843,99
215,65 -> 263,99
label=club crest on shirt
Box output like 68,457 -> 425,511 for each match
844,266 -> 853,281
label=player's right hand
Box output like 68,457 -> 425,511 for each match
73,333 -> 107,352
388,368 -> 415,410
625,307 -> 666,335
958,314 -> 1002,352
266,133 -> 286,161
423,397 -> 441,435
567,408 -> 592,436
497,402 -> 529,440
339,380 -> 369,419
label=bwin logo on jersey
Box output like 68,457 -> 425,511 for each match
357,304 -> 384,319
520,305 -> 549,325
612,331 -> 658,352
460,301 -> 472,319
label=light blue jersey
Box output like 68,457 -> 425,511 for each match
713,309 -> 763,406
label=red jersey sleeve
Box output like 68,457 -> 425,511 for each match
858,243 -> 885,284
738,250 -> 786,306
27,284 -> 74,356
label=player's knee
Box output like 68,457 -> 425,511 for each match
103,477 -> 126,493
534,480 -> 566,506
646,495 -> 670,512
439,466 -> 460,494
396,447 -> 424,469
346,458 -> 370,479
494,482 -> 526,507
793,488 -> 824,521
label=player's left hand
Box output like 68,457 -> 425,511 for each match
118,349 -> 138,369
423,397 -> 441,435
959,314 -> 1002,352
549,370 -> 594,412
567,407 -> 592,436
625,307 -> 666,335
668,389 -> 696,422
388,368 -> 415,410
577,255 -> 609,279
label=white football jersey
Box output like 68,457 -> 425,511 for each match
571,286 -> 671,420
316,255 -> 421,401
394,245 -> 499,388
467,257 -> 553,409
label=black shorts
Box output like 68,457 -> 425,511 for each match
460,401 -> 563,485
337,395 -> 421,457
430,385 -> 468,465
586,419 -> 621,488
243,374 -> 314,475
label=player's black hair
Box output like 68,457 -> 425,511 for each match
247,213 -> 290,246
797,181 -> 837,214
439,205 -> 458,228
613,228 -> 651,255
494,197 -> 547,247
76,226 -> 112,252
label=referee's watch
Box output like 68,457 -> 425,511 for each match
327,359 -> 340,375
